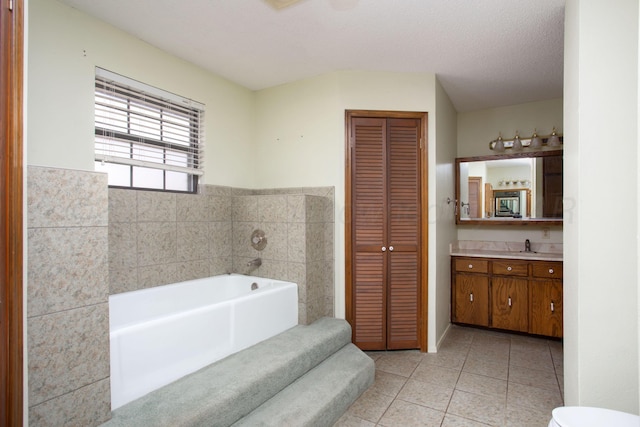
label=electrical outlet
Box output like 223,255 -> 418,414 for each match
542,227 -> 550,239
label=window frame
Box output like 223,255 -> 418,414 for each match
94,68 -> 204,193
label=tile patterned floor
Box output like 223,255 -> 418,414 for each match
334,325 -> 564,427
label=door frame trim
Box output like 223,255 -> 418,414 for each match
1,0 -> 25,423
345,109 -> 428,352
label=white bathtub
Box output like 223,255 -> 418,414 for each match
108,274 -> 298,410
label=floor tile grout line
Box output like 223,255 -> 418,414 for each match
342,328 -> 563,427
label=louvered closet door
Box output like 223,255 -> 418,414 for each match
386,119 -> 420,349
352,117 -> 388,350
350,117 -> 420,351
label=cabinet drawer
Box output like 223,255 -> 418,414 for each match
532,262 -> 563,279
492,260 -> 528,276
454,258 -> 489,273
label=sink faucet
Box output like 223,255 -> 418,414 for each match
525,239 -> 531,252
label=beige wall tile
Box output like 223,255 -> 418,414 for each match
305,222 -> 326,261
108,188 -> 137,223
232,196 -> 258,222
287,223 -> 306,263
138,263 -> 179,288
28,304 -> 110,406
287,195 -> 306,223
260,222 -> 288,262
28,166 -> 108,228
137,222 -> 177,266
137,191 -> 176,222
27,227 -> 108,317
176,193 -> 210,222
208,195 -> 232,221
258,195 -> 287,222
108,222 -> 137,269
176,260 -> 211,282
109,267 -> 138,294
29,379 -> 111,427
177,222 -> 209,261
209,256 -> 233,276
209,221 -> 233,257
233,221 -> 260,258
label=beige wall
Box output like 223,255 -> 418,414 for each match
28,0 -> 455,351
255,71 -> 455,350
456,98 -> 564,244
564,0 -> 639,413
433,79 -> 458,350
27,0 -> 256,188
457,98 -> 563,158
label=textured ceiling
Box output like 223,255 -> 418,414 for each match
56,0 -> 565,112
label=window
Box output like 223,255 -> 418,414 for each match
94,68 -> 204,192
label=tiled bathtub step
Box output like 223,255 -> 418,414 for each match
233,343 -> 375,427
102,317 -> 354,427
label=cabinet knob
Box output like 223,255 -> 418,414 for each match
470,293 -> 474,302
468,264 -> 473,269
381,246 -> 386,252
508,297 -> 512,307
550,301 -> 555,312
507,266 -> 512,271
389,246 -> 394,252
549,268 -> 554,274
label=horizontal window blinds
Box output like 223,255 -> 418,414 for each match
94,68 -> 205,176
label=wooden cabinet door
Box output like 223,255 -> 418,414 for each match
491,277 -> 528,332
348,115 -> 422,350
530,279 -> 563,338
454,274 -> 489,327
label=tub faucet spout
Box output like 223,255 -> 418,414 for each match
525,239 -> 531,252
247,258 -> 262,268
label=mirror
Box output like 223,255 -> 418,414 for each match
455,150 -> 563,225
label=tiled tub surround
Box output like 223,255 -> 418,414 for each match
231,191 -> 335,324
108,185 -> 334,324
27,165 -> 335,427
27,166 -> 111,426
108,185 -> 235,295
450,240 -> 563,261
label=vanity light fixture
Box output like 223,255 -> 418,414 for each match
489,128 -> 563,151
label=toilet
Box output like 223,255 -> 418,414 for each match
549,406 -> 640,427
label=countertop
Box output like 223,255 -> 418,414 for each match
450,240 -> 563,262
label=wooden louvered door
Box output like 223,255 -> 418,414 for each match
346,112 -> 425,351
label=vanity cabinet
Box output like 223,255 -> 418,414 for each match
452,259 -> 489,326
529,262 -> 563,338
451,257 -> 563,338
491,259 -> 529,333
